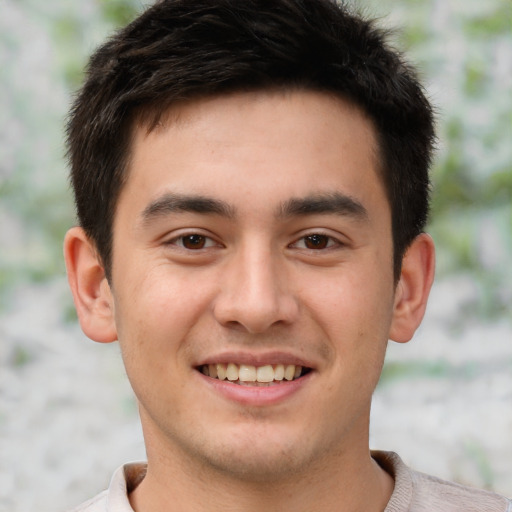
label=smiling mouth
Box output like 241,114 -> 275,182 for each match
199,363 -> 310,386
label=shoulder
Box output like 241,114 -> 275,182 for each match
65,462 -> 146,512
373,451 -> 511,512
66,490 -> 108,512
409,469 -> 511,512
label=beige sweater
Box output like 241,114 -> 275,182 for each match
69,451 -> 511,511
373,451 -> 511,512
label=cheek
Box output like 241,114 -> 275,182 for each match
299,257 -> 395,373
302,261 -> 394,326
112,267 -> 216,363
111,273 -> 210,412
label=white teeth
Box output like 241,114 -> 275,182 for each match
239,365 -> 256,382
284,364 -> 296,381
256,365 -> 274,382
226,363 -> 239,381
273,364 -> 285,381
201,363 -> 305,383
216,363 -> 227,380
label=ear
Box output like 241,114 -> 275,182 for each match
63,227 -> 117,343
389,233 -> 435,343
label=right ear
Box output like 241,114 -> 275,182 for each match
63,227 -> 117,343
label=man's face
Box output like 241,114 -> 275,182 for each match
109,90 -> 397,479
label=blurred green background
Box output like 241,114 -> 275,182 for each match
0,0 -> 510,322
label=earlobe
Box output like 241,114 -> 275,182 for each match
389,233 -> 435,344
63,227 -> 117,343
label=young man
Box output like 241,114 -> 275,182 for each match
63,0 -> 511,510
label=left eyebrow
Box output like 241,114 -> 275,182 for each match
278,192 -> 368,221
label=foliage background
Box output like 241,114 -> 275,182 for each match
0,0 -> 510,510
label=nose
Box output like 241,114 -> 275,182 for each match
212,245 -> 299,334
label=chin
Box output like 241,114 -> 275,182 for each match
189,427 -> 322,483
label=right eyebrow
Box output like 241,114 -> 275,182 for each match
140,193 -> 236,225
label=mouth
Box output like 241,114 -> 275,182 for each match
198,363 -> 311,386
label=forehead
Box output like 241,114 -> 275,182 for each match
120,90 -> 387,224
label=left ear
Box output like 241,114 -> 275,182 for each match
389,233 -> 435,343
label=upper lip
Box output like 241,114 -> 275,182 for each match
195,351 -> 315,369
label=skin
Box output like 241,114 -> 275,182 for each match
65,90 -> 435,511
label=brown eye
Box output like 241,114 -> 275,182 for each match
304,234 -> 330,249
181,234 -> 206,249
168,233 -> 218,251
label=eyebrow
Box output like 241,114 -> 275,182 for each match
278,192 -> 368,220
141,193 -> 236,224
140,191 -> 368,226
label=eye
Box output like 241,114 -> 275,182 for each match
292,234 -> 339,250
171,234 -> 217,250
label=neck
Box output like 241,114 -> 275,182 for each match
129,424 -> 393,512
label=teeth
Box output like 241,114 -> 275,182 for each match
284,364 -> 295,381
216,363 -> 227,380
239,365 -> 256,382
226,363 -> 239,381
273,364 -> 285,381
200,363 -> 304,384
256,365 -> 274,382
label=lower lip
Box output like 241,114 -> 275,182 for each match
198,371 -> 313,407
